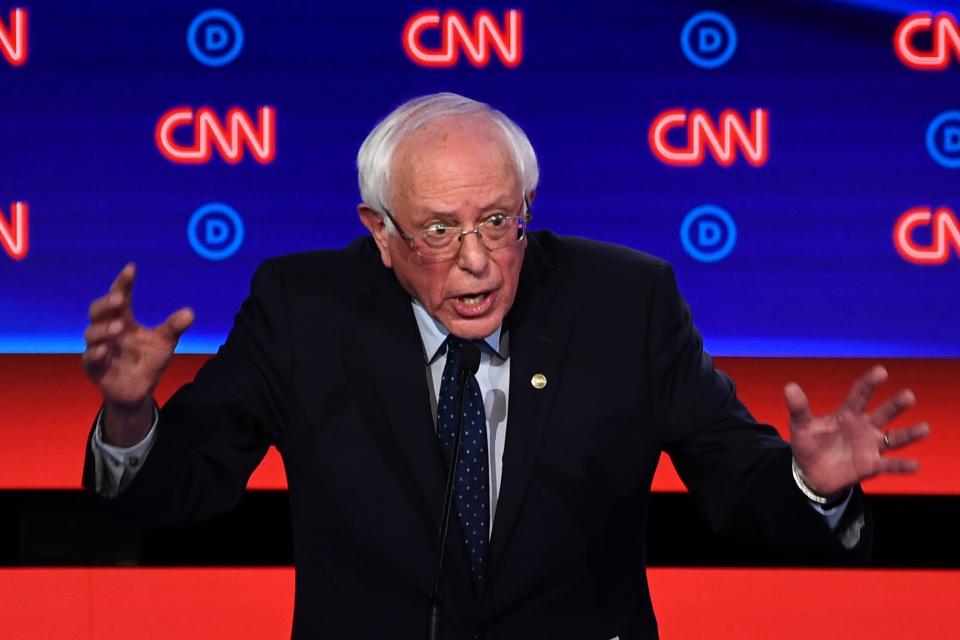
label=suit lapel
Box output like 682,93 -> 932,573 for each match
346,245 -> 475,591
489,234 -> 571,573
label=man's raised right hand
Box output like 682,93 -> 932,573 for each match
82,263 -> 194,447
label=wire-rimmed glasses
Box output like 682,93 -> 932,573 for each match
380,199 -> 531,261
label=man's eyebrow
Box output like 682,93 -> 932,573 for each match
481,198 -> 517,211
412,196 -> 520,222
422,207 -> 457,217
415,208 -> 459,222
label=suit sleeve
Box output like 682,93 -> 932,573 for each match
645,260 -> 870,559
82,260 -> 292,525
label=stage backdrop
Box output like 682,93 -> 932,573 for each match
1,0 -> 958,356
1,1 -> 958,638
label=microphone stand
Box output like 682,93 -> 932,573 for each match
426,343 -> 481,640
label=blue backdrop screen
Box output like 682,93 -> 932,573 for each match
1,0 -> 957,356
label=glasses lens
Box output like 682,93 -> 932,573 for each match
420,223 -> 456,252
415,227 -> 458,259
482,215 -> 526,249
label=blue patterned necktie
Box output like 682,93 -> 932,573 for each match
436,336 -> 490,589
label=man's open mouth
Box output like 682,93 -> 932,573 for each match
450,290 -> 496,317
458,292 -> 489,306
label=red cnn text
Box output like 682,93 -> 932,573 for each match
649,108 -> 769,167
155,106 -> 276,165
895,12 -> 960,70
894,206 -> 960,265
0,7 -> 27,66
0,202 -> 28,260
403,9 -> 523,68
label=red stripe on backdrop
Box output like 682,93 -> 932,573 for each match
0,567 -> 957,639
0,568 -> 294,639
647,568 -> 960,640
0,355 -> 955,493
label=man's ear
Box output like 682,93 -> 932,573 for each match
358,204 -> 393,268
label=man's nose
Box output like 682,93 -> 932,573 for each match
456,231 -> 489,274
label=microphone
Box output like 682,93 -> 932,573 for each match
459,342 -> 482,379
426,342 -> 481,640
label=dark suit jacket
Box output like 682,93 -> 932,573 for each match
85,231 -> 869,639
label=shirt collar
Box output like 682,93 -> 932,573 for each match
410,299 -> 505,364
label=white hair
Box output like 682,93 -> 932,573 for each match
356,92 -> 539,219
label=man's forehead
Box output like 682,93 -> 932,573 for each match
390,117 -> 520,206
405,112 -> 499,140
395,116 -> 510,164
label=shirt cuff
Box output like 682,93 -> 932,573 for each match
807,489 -> 852,531
791,457 -> 852,531
90,406 -> 158,497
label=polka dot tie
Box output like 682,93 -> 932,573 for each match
436,336 -> 489,589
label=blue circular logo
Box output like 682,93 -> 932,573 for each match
188,203 -> 245,260
187,9 -> 244,67
926,110 -> 960,169
681,11 -> 737,69
680,205 -> 737,263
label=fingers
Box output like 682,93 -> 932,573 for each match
84,266 -> 146,370
81,341 -> 111,376
86,266 -> 134,358
88,291 -> 124,322
89,263 -> 136,322
842,365 -> 888,414
875,457 -> 921,474
784,382 -> 814,429
157,307 -> 195,342
85,296 -> 127,365
83,317 -> 124,345
869,389 -> 917,427
847,365 -> 889,412
110,262 -> 136,299
871,422 -> 929,477
82,342 -> 108,362
883,422 -> 931,450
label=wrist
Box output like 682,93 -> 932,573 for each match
102,399 -> 155,447
791,457 -> 847,507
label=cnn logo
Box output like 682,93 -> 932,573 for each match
895,12 -> 960,70
155,106 -> 276,165
649,108 -> 768,167
894,206 -> 960,265
403,9 -> 522,68
0,7 -> 27,66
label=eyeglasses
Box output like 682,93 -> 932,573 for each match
380,199 -> 531,261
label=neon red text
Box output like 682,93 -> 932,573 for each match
894,206 -> 960,265
0,8 -> 27,66
154,106 -> 276,165
402,9 -> 523,68
649,108 -> 769,167
895,12 -> 960,70
0,202 -> 28,260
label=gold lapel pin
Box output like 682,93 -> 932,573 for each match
530,373 -> 547,390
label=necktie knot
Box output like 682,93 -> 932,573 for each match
445,335 -> 466,353
443,336 -> 482,375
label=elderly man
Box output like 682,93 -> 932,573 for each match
83,93 -> 928,639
